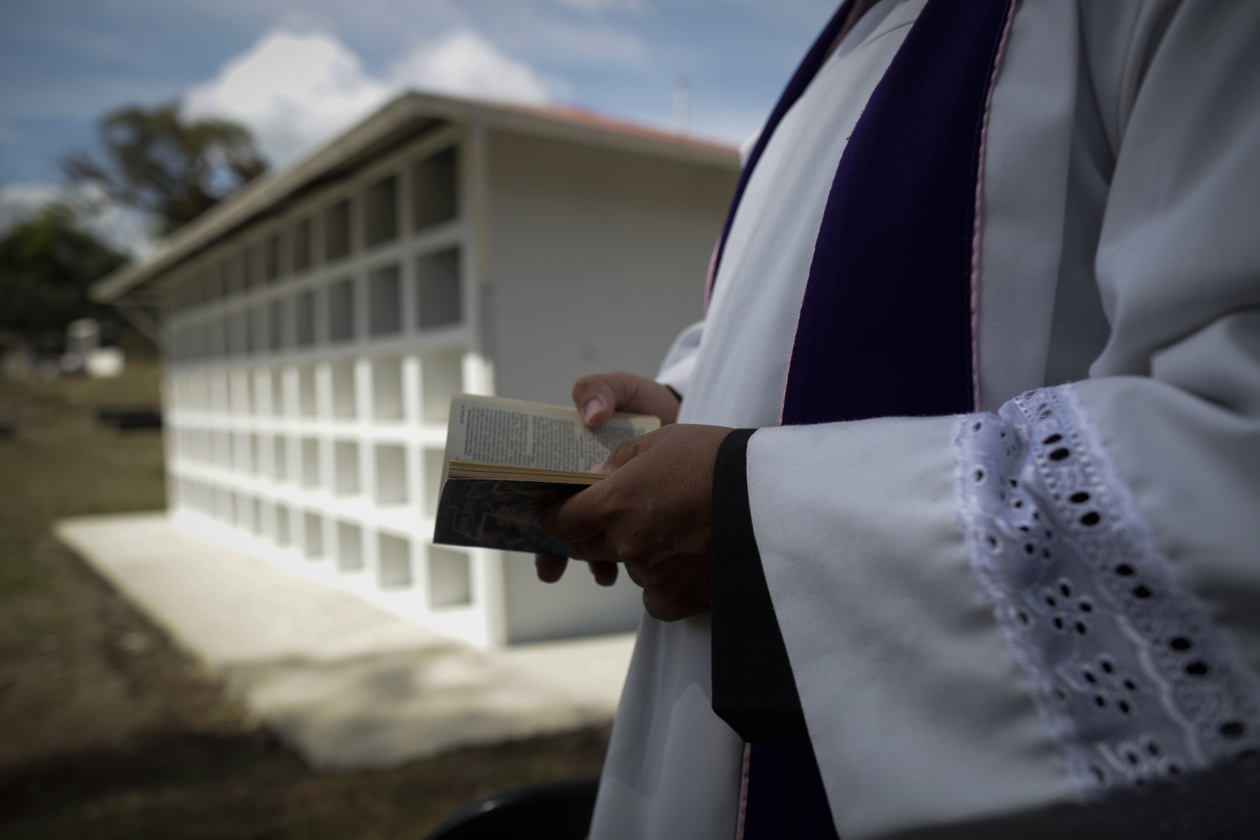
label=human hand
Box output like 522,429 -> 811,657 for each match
535,372 -> 684,587
571,372 -> 682,429
540,423 -> 733,622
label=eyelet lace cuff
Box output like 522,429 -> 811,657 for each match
954,385 -> 1260,838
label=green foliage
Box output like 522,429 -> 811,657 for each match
0,204 -> 127,333
63,103 -> 267,236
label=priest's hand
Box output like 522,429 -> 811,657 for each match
535,372 -> 683,588
540,423 -> 733,622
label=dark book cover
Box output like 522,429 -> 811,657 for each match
433,477 -> 596,556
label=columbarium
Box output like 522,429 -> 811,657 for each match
93,92 -> 739,648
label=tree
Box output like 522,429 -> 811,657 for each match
0,204 -> 128,335
63,103 -> 267,237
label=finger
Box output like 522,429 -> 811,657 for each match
602,431 -> 655,472
572,373 -> 681,427
535,554 -> 568,583
540,485 -> 608,545
588,561 -> 618,587
566,534 -> 618,566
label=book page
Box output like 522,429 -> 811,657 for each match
443,394 -> 660,474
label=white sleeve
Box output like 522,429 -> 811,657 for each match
745,3 -> 1260,838
655,320 -> 704,397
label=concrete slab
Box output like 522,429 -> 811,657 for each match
55,512 -> 636,770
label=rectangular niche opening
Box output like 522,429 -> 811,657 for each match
265,232 -> 283,282
249,306 -> 267,354
214,431 -> 232,467
210,372 -> 229,413
303,511 -> 324,559
298,365 -> 317,417
326,199 -> 351,262
375,444 -> 408,506
244,244 -> 262,289
328,278 -> 355,343
413,147 -> 458,231
250,434 -> 263,475
269,299 -> 285,352
229,311 -> 249,357
233,432 -> 252,472
273,436 -> 289,482
301,438 -> 320,488
368,264 -> 403,337
372,357 -> 405,421
337,521 -> 364,572
428,546 -> 472,608
234,493 -> 252,530
364,175 -> 399,247
421,350 -> 464,424
206,319 -> 226,359
423,447 -> 445,512
192,374 -> 210,411
250,371 -> 267,418
252,498 -> 264,535
296,290 -> 316,348
275,505 -> 291,546
293,218 -> 312,273
334,440 -> 360,496
377,534 -> 412,589
224,253 -> 243,297
331,361 -> 356,419
416,248 -> 461,329
271,368 -> 286,415
205,263 -> 224,301
230,371 -> 252,415
215,487 -> 233,522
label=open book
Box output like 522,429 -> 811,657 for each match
432,394 -> 660,555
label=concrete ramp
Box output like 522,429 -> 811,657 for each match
56,513 -> 635,769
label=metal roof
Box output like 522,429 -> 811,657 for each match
91,90 -> 740,304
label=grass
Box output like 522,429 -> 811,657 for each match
0,364 -> 610,839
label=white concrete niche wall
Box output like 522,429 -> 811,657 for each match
160,119 -> 736,649
374,444 -> 408,506
330,361 -> 356,421
428,546 -> 472,609
303,511 -> 324,559
334,440 -> 361,497
420,350 -> 463,425
371,357 -> 405,422
377,533 -> 412,590
337,521 -> 364,572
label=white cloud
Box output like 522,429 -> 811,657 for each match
0,183 -> 62,232
0,182 -> 156,259
547,0 -> 644,12
83,194 -> 159,260
182,30 -> 392,166
391,30 -> 555,104
181,27 -> 557,169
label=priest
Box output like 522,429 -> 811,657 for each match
537,0 -> 1260,837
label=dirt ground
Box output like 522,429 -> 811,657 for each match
0,365 -> 610,839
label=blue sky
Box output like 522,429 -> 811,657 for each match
0,0 -> 837,249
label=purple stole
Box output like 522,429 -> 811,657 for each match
708,0 -> 1016,836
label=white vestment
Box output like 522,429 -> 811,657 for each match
589,1 -> 1260,838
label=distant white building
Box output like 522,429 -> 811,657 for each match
93,92 -> 739,649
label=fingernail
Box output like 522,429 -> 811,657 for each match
583,397 -> 604,423
592,460 -> 611,475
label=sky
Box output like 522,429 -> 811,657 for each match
0,0 -> 838,254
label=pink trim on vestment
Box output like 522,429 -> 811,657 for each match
704,235 -> 721,312
970,0 -> 1017,410
735,741 -> 752,840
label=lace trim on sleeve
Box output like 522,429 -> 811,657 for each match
954,385 -> 1260,838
